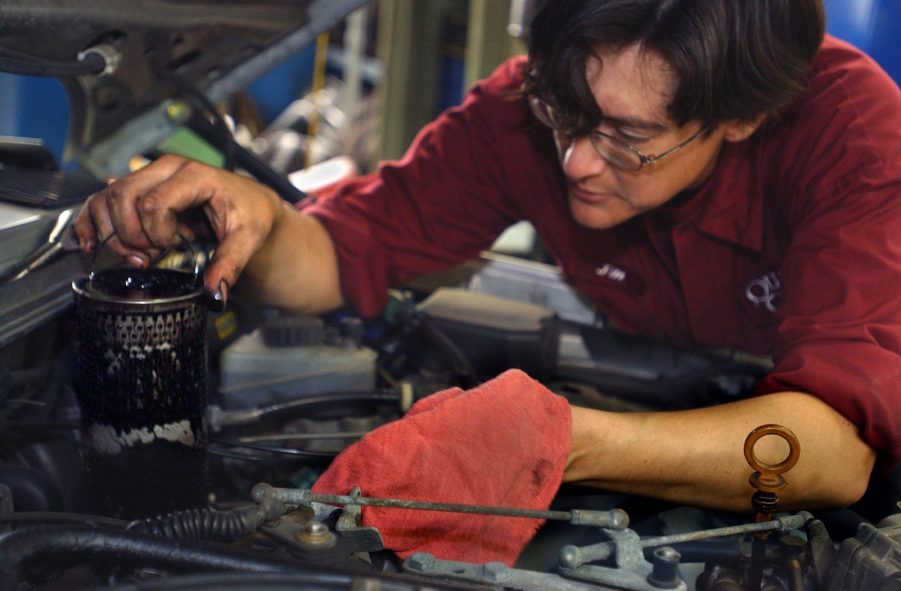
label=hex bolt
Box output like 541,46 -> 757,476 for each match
407,552 -> 436,572
647,546 -> 682,589
481,561 -> 511,582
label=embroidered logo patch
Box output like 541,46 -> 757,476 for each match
595,263 -> 627,283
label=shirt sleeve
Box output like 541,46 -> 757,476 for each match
756,43 -> 901,466
304,59 -> 530,317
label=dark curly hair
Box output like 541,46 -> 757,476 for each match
523,0 -> 825,136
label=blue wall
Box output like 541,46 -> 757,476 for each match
824,0 -> 901,83
0,74 -> 70,165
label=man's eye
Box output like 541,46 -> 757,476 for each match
615,130 -> 648,144
599,123 -> 647,144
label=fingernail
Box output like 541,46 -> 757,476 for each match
206,280 -> 228,312
127,254 -> 145,267
217,279 -> 229,305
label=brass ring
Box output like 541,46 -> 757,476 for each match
743,424 -> 800,474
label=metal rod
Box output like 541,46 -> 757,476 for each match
560,513 -> 811,569
251,484 -> 627,528
314,490 -> 573,521
640,513 -> 810,548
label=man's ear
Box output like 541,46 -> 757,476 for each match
722,113 -> 768,143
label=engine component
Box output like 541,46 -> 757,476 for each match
745,424 -> 801,528
824,513 -> 901,590
218,318 -> 377,410
0,524 -> 298,591
126,503 -> 281,543
744,424 -> 801,590
71,266 -> 210,518
416,288 -> 560,380
556,528 -> 687,591
251,483 -> 630,529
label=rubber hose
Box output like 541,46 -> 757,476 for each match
127,506 -> 265,542
0,52 -> 104,77
0,525 -> 296,591
0,463 -> 63,512
108,572 -> 355,591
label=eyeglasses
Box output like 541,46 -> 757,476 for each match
528,96 -> 707,172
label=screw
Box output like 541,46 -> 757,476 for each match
407,552 -> 436,572
295,521 -> 335,548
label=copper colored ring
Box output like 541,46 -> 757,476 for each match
744,424 -> 800,474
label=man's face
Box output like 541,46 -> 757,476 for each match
556,44 -> 730,229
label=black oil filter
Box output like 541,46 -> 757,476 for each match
72,267 -> 208,519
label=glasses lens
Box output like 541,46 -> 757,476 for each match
590,132 -> 643,171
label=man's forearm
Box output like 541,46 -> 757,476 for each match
240,203 -> 344,314
564,391 -> 876,511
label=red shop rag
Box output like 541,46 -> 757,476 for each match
312,369 -> 572,566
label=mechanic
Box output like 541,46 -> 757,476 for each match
74,0 -> 899,555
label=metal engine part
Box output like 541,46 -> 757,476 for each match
72,267 -> 209,518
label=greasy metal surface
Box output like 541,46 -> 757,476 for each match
72,268 -> 208,518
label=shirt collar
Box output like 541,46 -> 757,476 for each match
647,140 -> 764,253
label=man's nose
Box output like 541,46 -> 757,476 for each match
561,135 -> 612,180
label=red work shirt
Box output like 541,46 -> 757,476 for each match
307,36 -> 901,465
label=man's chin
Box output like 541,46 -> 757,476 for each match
569,197 -> 630,229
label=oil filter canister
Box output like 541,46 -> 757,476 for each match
72,267 -> 209,519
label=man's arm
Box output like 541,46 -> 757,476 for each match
239,201 -> 343,314
565,391 -> 876,511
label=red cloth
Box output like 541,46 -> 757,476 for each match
305,36 -> 901,466
312,369 -> 572,565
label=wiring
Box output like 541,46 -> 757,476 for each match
210,439 -> 338,460
0,511 -> 127,529
0,46 -> 105,77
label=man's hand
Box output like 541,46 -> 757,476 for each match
74,154 -> 284,300
74,155 -> 343,312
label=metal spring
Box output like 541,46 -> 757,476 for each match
127,506 -> 263,542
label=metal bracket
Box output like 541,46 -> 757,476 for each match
333,486 -> 385,553
559,529 -> 687,591
402,552 -> 607,591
